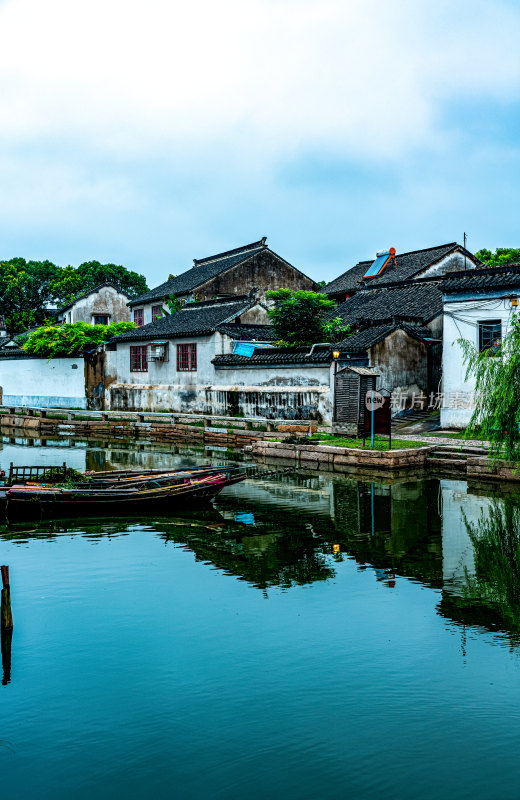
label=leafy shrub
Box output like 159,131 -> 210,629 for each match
23,321 -> 136,358
266,289 -> 349,347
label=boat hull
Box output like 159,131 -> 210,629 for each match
2,474 -> 246,520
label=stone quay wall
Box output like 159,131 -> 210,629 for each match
250,441 -> 437,472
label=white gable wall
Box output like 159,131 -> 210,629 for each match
441,295 -> 514,428
59,285 -> 131,325
419,251 -> 475,280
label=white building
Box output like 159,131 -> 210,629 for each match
57,282 -> 131,325
441,265 -> 520,429
106,295 -> 348,422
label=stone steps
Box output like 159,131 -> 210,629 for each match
427,456 -> 468,470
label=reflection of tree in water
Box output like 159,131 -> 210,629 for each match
0,509 -> 335,591
447,497 -> 520,638
158,523 -> 335,591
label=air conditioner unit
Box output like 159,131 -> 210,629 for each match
148,341 -> 168,361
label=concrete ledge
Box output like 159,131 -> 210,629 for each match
250,440 -> 437,470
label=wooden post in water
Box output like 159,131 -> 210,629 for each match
1,565 -> 13,631
1,627 -> 12,685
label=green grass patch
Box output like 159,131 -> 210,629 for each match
282,433 -> 428,450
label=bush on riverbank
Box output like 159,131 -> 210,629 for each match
23,321 -> 136,357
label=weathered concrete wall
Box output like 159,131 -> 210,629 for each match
106,330 -> 334,421
420,251 -> 474,279
106,383 -> 331,421
0,356 -> 87,408
191,250 -> 318,303
85,350 -> 118,410
60,285 -> 131,324
369,329 -> 428,401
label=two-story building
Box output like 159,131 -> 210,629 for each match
127,238 -> 319,327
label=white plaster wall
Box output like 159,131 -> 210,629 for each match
131,302 -> 164,327
420,252 -> 473,279
60,286 -> 130,324
107,335 -> 217,386
0,357 -> 86,408
441,296 -> 514,428
105,333 -> 333,421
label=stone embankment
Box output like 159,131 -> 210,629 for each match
249,440 -> 436,471
0,407 -> 315,449
2,406 -> 518,481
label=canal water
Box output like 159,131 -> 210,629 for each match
1,434 -> 520,799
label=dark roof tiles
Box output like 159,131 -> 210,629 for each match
213,347 -> 333,367
337,323 -> 436,353
111,297 -> 257,343
442,264 -> 520,293
323,243 -> 478,295
129,240 -> 268,306
331,282 -> 442,326
217,323 -> 276,341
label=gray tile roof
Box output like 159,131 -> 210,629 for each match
111,297 -> 257,343
442,264 -> 520,293
331,282 -> 442,326
213,346 -> 333,367
337,323 -> 437,353
323,243 -> 479,296
0,344 -> 31,359
128,239 -> 270,306
217,323 -> 276,341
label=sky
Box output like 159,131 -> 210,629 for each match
0,0 -> 519,288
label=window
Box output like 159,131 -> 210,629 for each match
134,308 -> 144,327
93,315 -> 109,325
478,320 -> 502,354
177,343 -> 197,371
130,345 -> 148,372
152,305 -> 163,322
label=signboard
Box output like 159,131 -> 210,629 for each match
364,391 -> 391,436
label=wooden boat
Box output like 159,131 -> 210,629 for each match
1,470 -> 247,520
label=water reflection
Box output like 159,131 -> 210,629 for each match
4,434 -> 520,642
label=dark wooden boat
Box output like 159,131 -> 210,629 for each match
1,471 -> 247,520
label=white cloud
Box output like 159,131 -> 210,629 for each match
0,0 -> 519,279
1,0 -> 519,161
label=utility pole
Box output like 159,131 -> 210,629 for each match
464,231 -> 467,270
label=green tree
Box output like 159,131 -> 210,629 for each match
459,313 -> 520,464
0,259 -> 61,332
165,293 -> 182,314
266,289 -> 349,347
475,247 -> 520,267
74,260 -> 148,298
23,321 -> 136,358
461,497 -> 520,634
0,257 -> 149,333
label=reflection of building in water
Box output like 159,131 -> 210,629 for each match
441,479 -> 482,589
331,476 -> 443,588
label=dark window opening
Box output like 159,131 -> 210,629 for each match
134,308 -> 144,327
93,315 -> 109,325
478,320 -> 502,354
130,345 -> 148,372
152,305 -> 163,321
177,343 -> 197,372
